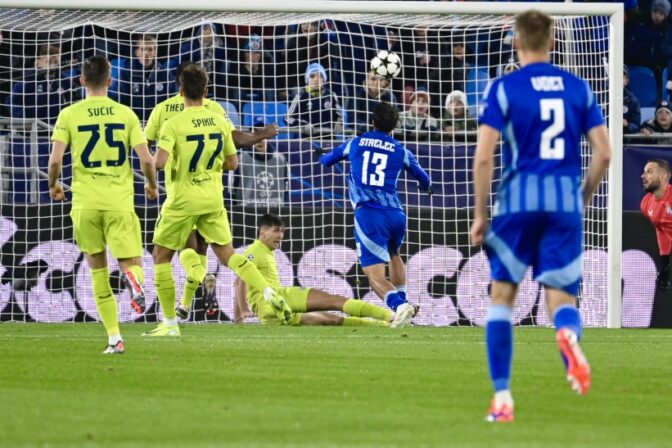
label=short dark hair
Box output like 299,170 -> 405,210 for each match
648,158 -> 671,175
372,101 -> 399,133
258,213 -> 284,230
82,55 -> 111,88
175,61 -> 196,88
179,64 -> 208,101
515,10 -> 553,52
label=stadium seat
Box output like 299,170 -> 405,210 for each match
662,67 -> 669,101
219,101 -> 241,127
465,68 -> 490,116
241,101 -> 292,140
628,65 -> 657,108
641,107 -> 655,123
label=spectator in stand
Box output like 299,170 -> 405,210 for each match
179,23 -> 229,100
625,0 -> 669,92
397,86 -> 438,141
110,34 -> 176,121
497,58 -> 520,77
285,62 -> 343,138
8,44 -> 79,126
353,70 -> 398,135
442,90 -> 477,138
278,21 -> 332,101
227,34 -> 275,111
624,66 -> 642,135
641,100 -> 672,141
234,116 -> 289,207
438,37 -> 471,97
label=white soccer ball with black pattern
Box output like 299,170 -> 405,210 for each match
370,50 -> 402,80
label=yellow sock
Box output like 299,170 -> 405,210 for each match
125,264 -> 144,285
343,299 -> 392,321
91,267 -> 120,337
342,316 -> 389,327
155,263 -> 176,320
227,253 -> 269,292
179,249 -> 206,308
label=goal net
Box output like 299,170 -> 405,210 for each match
0,2 -> 626,326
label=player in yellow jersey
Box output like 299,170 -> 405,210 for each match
235,214 -> 393,326
145,63 -> 290,336
145,61 -> 279,321
48,55 -> 158,354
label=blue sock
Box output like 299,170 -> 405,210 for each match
485,305 -> 513,392
385,291 -> 407,311
396,285 -> 407,302
553,304 -> 582,340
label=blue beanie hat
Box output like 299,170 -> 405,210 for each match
305,62 -> 327,84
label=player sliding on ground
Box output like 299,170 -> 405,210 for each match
48,55 -> 158,354
145,64 -> 290,337
470,9 -> 612,422
144,61 -> 279,320
320,102 -> 432,327
234,214 -> 393,326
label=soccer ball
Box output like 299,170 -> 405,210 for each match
370,50 -> 402,80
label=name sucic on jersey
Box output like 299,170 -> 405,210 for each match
359,138 -> 395,152
530,76 -> 564,92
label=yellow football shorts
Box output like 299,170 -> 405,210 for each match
153,208 -> 232,251
251,286 -> 310,326
70,209 -> 142,259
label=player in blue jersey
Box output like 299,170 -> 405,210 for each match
471,10 -> 612,422
320,102 -> 432,328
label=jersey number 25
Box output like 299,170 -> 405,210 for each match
540,98 -> 565,160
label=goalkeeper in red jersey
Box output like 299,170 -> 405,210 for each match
641,159 -> 672,291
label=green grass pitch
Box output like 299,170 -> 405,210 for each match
0,324 -> 670,447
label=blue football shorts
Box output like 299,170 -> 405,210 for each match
483,211 -> 583,296
353,206 -> 406,268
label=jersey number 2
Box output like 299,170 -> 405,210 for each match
362,151 -> 387,186
539,99 -> 565,160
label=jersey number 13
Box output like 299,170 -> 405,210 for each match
361,150 -> 388,186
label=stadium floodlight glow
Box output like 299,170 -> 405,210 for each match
0,1 -> 624,327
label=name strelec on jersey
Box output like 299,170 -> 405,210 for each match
359,138 -> 395,152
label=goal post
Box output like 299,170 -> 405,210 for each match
0,1 -> 624,327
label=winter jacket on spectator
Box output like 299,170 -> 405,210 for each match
624,85 -> 642,134
352,77 -> 398,135
9,69 -> 79,125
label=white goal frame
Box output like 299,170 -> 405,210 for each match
1,0 -> 624,328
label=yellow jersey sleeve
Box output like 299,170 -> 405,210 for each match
204,99 -> 235,130
157,120 -> 177,156
51,107 -> 72,144
144,104 -> 162,142
126,107 -> 146,149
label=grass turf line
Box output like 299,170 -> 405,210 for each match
0,324 -> 670,447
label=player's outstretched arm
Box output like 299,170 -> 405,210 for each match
232,124 -> 279,148
48,141 -> 66,201
583,124 -> 612,207
134,143 -> 158,200
470,124 -> 500,246
404,148 -> 432,192
319,141 -> 348,167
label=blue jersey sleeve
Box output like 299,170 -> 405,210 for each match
582,81 -> 606,133
320,139 -> 352,167
404,148 -> 431,190
478,79 -> 506,131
